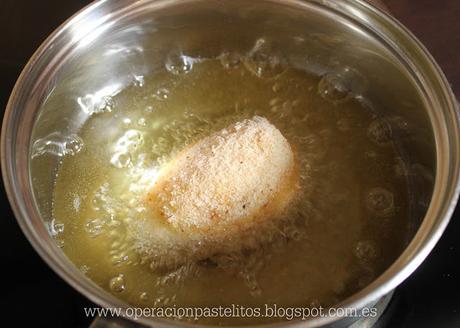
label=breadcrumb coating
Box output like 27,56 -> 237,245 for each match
129,116 -> 299,269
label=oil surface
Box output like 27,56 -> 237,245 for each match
47,49 -> 410,324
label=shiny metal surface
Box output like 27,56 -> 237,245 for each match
1,0 -> 459,327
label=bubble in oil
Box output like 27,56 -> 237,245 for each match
366,187 -> 395,217
244,38 -> 287,78
49,220 -> 65,247
110,239 -> 124,252
110,152 -> 132,168
219,51 -> 241,69
354,240 -> 379,263
77,94 -> 114,115
85,218 -> 106,237
99,96 -> 114,112
65,137 -> 84,154
133,75 -> 145,87
140,292 -> 149,302
49,218 -> 65,236
114,130 -> 143,152
368,118 -> 392,145
111,252 -> 130,266
110,130 -> 144,168
73,195 -> 81,212
153,294 -> 177,307
80,265 -> 90,274
32,132 -> 84,159
109,239 -> 130,260
269,97 -> 282,107
109,274 -> 126,293
137,117 -> 146,126
165,52 -> 194,75
92,183 -> 111,212
152,87 -> 170,100
272,100 -> 295,118
389,116 -> 411,137
55,239 -> 65,248
283,224 -> 305,241
318,73 -> 352,104
320,65 -> 368,102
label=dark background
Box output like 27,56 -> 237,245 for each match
0,0 -> 459,327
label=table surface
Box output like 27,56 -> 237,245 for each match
0,1 -> 459,327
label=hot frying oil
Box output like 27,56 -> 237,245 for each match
50,53 -> 410,324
